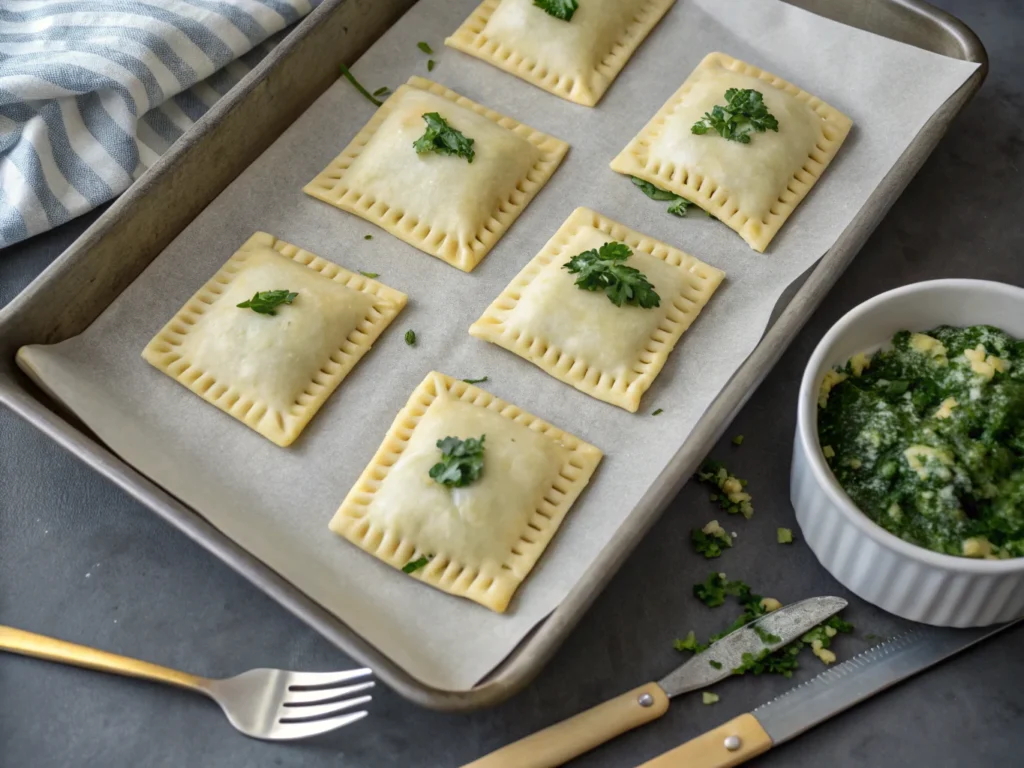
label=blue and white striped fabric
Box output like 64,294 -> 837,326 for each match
0,0 -> 321,250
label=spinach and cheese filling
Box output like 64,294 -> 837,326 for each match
818,325 -> 1024,559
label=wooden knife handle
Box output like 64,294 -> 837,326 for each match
462,682 -> 669,768
636,713 -> 772,768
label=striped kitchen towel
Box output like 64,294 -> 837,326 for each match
0,0 -> 321,250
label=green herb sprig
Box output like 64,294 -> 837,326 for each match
534,0 -> 578,21
236,290 -> 297,316
339,64 -> 386,107
429,435 -> 486,488
413,113 -> 475,163
631,176 -> 701,217
563,242 -> 660,309
692,88 -> 779,144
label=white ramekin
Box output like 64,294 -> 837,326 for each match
791,279 -> 1024,626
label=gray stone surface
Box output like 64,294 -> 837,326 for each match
2,1 -> 1022,765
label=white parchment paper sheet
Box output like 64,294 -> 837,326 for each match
20,0 -> 977,690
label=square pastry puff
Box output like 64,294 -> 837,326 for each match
470,208 -> 724,412
304,76 -> 568,272
445,0 -> 676,107
610,52 -> 853,252
330,371 -> 602,612
142,232 -> 407,447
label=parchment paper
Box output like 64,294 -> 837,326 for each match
19,0 -> 978,691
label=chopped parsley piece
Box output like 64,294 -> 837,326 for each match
417,41 -> 434,54
777,527 -> 794,544
413,112 -> 475,163
359,271 -> 379,279
702,692 -> 720,705
753,625 -> 782,645
429,435 -> 486,487
405,330 -> 416,346
372,86 -> 391,98
672,630 -> 707,654
427,59 -> 436,72
534,0 -> 578,21
695,460 -> 753,518
339,63 -> 384,107
708,660 -> 723,670
692,88 -> 779,144
732,434 -> 744,446
236,289 -> 296,316
563,241 -> 660,309
693,572 -> 749,608
462,376 -> 489,385
364,234 -> 373,240
630,176 -> 704,218
402,555 -> 431,574
692,521 -> 732,559
652,408 -> 664,416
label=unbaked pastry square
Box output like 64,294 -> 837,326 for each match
304,76 -> 568,272
446,0 -> 676,107
470,208 -> 724,412
329,371 -> 602,612
142,232 -> 407,447
610,52 -> 853,252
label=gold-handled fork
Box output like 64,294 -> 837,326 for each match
0,625 -> 374,741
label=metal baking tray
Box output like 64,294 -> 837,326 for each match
0,0 -> 986,711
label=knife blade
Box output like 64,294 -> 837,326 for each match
637,618 -> 1021,768
462,596 -> 847,768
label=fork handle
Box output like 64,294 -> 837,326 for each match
0,625 -> 206,693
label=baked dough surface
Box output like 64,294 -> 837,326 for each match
304,77 -> 568,272
446,0 -> 677,106
610,52 -> 852,251
142,232 -> 407,446
330,371 -> 602,612
470,207 -> 725,411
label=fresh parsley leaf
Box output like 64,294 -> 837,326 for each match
533,0 -> 578,21
691,88 -> 779,144
753,624 -> 782,645
563,241 -> 661,309
777,527 -> 794,544
692,525 -> 732,559
413,112 -> 475,163
339,64 -> 384,107
462,376 -> 489,384
672,630 -> 708,654
372,86 -> 391,98
417,41 -> 434,54
236,289 -> 297,316
427,59 -> 436,72
630,176 -> 702,218
405,330 -> 416,346
364,234 -> 373,240
732,434 -> 744,446
359,271 -> 380,279
652,408 -> 664,416
429,435 -> 486,488
402,555 -> 432,574
708,660 -> 723,670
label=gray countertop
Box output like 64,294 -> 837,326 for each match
2,1 -> 1022,765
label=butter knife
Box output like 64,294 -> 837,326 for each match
462,596 -> 847,768
637,618 -> 1022,767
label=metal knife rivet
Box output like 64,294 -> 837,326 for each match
724,735 -> 741,751
637,693 -> 654,707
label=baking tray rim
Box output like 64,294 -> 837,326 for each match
0,0 -> 987,711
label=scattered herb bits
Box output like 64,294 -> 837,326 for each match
359,271 -> 380,279
702,692 -> 720,705
462,376 -> 489,385
339,64 -> 384,107
364,234 -> 373,240
413,112 -> 475,163
563,242 -> 660,309
630,176 -> 703,218
534,0 -> 578,21
732,434 -> 744,446
777,527 -> 794,544
402,555 -> 431,574
405,330 -> 416,346
427,59 -> 436,72
417,41 -> 434,54
691,88 -> 779,144
692,520 -> 732,559
708,660 -> 723,670
652,408 -> 664,416
429,435 -> 486,488
695,460 -> 753,518
372,86 -> 391,99
236,289 -> 297,316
